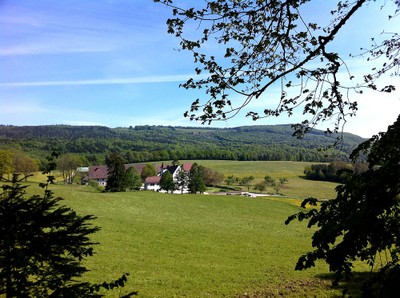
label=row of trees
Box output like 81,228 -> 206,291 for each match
1,124 -> 362,166
304,161 -> 368,183
3,140 -> 349,166
0,150 -> 91,185
0,150 -> 38,179
254,176 -> 289,194
225,174 -> 289,194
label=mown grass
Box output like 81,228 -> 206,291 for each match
21,161 -> 364,297
43,185 -> 343,297
185,160 -> 338,200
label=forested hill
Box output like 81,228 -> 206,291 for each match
0,124 -> 365,164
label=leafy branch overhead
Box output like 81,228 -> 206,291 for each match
155,0 -> 399,136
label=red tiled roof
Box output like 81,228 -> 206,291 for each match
145,176 -> 161,184
87,166 -> 108,180
182,163 -> 193,172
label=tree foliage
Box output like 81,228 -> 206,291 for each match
252,176 -> 288,194
0,124 -> 364,164
125,167 -> 142,191
202,167 -> 224,186
39,151 -> 59,181
105,152 -> 127,192
253,181 -> 266,193
155,0 -> 399,136
0,150 -> 39,181
239,176 -> 254,192
13,152 -> 38,180
286,115 -> 400,294
159,170 -> 176,193
303,161 -> 349,182
57,154 -> 83,184
140,163 -> 157,181
175,169 -> 188,193
188,163 -> 206,194
0,150 -> 14,178
224,175 -> 237,187
0,174 -> 134,297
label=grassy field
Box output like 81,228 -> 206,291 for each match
22,161 -> 365,297
185,160 -> 338,200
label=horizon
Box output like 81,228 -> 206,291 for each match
0,122 -> 367,139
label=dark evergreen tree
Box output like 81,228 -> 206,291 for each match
0,174 -> 133,297
188,163 -> 206,194
39,151 -> 59,183
105,152 -> 127,192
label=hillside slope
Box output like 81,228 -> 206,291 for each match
0,124 -> 365,164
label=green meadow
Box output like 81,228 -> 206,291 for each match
25,161 -> 365,297
193,160 -> 338,199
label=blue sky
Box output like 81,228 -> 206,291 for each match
1,0 -> 399,138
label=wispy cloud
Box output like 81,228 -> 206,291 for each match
0,41 -> 116,56
0,100 -> 48,115
0,2 -> 132,57
0,74 -> 202,88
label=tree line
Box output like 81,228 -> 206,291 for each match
0,124 -> 364,165
303,161 -> 369,183
0,150 -> 39,180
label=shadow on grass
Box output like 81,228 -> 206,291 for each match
238,276 -> 334,297
316,272 -> 370,298
237,272 -> 373,298
316,269 -> 400,297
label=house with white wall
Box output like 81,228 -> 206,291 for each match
143,163 -> 192,192
84,162 -> 192,192
83,166 -> 108,186
144,176 -> 161,191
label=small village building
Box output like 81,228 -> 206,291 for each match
144,176 -> 161,191
83,166 -> 108,186
83,162 -> 193,193
143,163 -> 192,192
